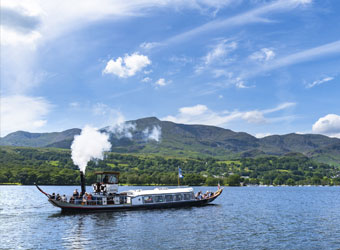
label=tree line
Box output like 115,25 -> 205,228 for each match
0,146 -> 339,186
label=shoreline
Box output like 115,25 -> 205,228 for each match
1,183 -> 339,187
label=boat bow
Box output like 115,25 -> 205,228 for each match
35,183 -> 51,198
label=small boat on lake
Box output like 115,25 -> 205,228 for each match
36,171 -> 223,213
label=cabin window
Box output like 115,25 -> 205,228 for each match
174,194 -> 182,201
97,174 -> 119,184
154,195 -> 164,203
165,195 -> 173,202
108,175 -> 118,184
183,193 -> 192,200
143,196 -> 153,204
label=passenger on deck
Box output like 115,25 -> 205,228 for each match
83,192 -> 88,204
50,193 -> 56,199
56,194 -> 61,201
73,189 -> 79,198
196,191 -> 202,200
69,196 -> 75,204
61,194 -> 67,202
88,194 -> 93,205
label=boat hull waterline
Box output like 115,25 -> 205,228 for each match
36,184 -> 223,213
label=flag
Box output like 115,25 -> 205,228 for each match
218,182 -> 220,190
178,167 -> 183,178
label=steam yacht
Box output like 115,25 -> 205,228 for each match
36,171 -> 223,212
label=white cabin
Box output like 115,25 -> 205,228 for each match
126,187 -> 196,205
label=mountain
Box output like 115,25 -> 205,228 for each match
1,117 -> 339,165
0,129 -> 81,148
307,141 -> 340,166
259,133 -> 338,154
106,117 -> 261,157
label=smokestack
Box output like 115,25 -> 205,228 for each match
80,171 -> 86,195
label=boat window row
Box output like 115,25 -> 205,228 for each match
142,193 -> 194,204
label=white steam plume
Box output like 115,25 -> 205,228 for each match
71,125 -> 111,173
107,122 -> 136,139
143,125 -> 162,142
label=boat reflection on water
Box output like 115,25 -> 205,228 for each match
36,171 -> 223,213
66,216 -> 86,250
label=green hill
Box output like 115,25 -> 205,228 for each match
0,129 -> 81,148
1,117 -> 340,165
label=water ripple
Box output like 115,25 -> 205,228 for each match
0,186 -> 340,250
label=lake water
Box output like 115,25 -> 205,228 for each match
0,185 -> 339,250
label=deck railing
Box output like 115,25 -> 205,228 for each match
50,195 -> 129,206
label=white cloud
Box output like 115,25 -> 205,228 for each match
69,102 -> 79,108
312,114 -> 340,138
91,102 -> 137,138
204,40 -> 237,65
2,0 -> 313,95
234,77 -> 248,89
212,69 -> 232,78
155,78 -> 171,87
1,45 -> 50,94
249,48 -> 275,62
1,0 -> 241,48
244,40 -> 340,78
262,102 -> 296,113
196,40 -> 237,74
165,0 -> 312,45
163,102 -> 295,126
306,76 -> 334,89
92,103 -> 126,125
169,56 -> 193,65
148,126 -> 161,141
1,1 -> 43,46
180,104 -> 208,116
2,0 -> 314,95
103,53 -> 151,78
142,77 -> 152,83
107,122 -> 136,139
144,70 -> 153,74
143,125 -> 162,142
0,95 -> 52,136
156,78 -> 166,86
241,110 -> 266,123
211,71 -> 251,89
269,40 -> 340,69
1,26 -> 41,47
91,102 -> 138,136
140,42 -> 162,50
4,0 -> 224,93
255,132 -> 273,138
293,0 -> 312,4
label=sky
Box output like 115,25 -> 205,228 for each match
1,0 -> 340,138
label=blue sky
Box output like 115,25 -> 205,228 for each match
1,0 -> 340,138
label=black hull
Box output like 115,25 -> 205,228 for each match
59,198 -> 217,213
